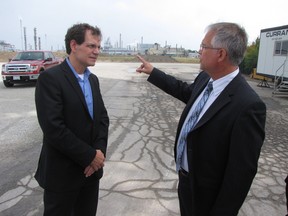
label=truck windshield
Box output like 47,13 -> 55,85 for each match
13,52 -> 44,61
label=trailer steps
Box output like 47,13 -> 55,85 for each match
272,80 -> 288,96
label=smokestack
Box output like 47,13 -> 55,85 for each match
24,27 -> 27,50
19,18 -> 23,50
119,33 -> 122,48
38,37 -> 41,50
34,28 -> 37,50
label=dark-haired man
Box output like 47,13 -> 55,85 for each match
35,23 -> 109,216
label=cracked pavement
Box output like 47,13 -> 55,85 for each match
0,63 -> 287,215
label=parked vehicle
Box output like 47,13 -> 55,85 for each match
1,51 -> 62,87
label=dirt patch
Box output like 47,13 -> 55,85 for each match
0,52 -> 16,62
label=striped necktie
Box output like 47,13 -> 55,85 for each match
176,81 -> 213,171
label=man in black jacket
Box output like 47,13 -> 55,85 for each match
136,22 -> 266,215
35,23 -> 109,216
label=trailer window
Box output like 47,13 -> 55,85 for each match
275,42 -> 281,55
282,41 -> 288,55
274,40 -> 288,56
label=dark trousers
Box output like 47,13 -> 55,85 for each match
43,179 -> 99,216
178,169 -> 193,216
285,175 -> 288,216
178,170 -> 213,216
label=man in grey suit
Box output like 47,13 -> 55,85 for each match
35,23 -> 109,216
136,22 -> 266,216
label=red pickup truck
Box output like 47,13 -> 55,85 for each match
1,51 -> 62,87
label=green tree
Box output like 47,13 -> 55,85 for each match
240,37 -> 260,74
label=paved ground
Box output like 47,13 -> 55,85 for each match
0,62 -> 287,215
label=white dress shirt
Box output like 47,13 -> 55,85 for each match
180,69 -> 239,171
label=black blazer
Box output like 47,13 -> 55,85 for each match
148,68 -> 266,215
35,59 -> 109,192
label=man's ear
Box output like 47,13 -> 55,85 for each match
217,48 -> 227,63
70,40 -> 77,52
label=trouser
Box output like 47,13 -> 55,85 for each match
43,179 -> 99,216
178,169 -> 213,216
178,168 -> 193,216
285,175 -> 288,216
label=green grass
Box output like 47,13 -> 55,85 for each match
98,55 -> 137,62
172,57 -> 200,63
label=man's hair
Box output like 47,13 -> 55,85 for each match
65,23 -> 102,54
206,22 -> 248,66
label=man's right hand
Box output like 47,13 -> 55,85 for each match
92,149 -> 105,170
84,150 -> 105,177
136,55 -> 154,75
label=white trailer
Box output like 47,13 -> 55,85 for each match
256,25 -> 288,95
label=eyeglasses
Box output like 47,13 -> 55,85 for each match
199,44 -> 221,52
85,43 -> 101,50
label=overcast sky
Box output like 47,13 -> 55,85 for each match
1,0 -> 287,51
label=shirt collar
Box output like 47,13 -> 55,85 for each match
66,57 -> 91,80
210,68 -> 239,96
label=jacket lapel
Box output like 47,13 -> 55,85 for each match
176,76 -> 210,138
89,75 -> 99,120
61,60 -> 90,114
193,73 -> 243,130
179,77 -> 210,129
193,91 -> 231,130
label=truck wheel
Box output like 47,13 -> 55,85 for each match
3,80 -> 14,87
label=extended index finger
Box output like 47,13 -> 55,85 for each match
136,55 -> 146,64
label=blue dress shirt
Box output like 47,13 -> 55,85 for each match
66,58 -> 94,119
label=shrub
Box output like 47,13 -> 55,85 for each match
240,37 -> 260,75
